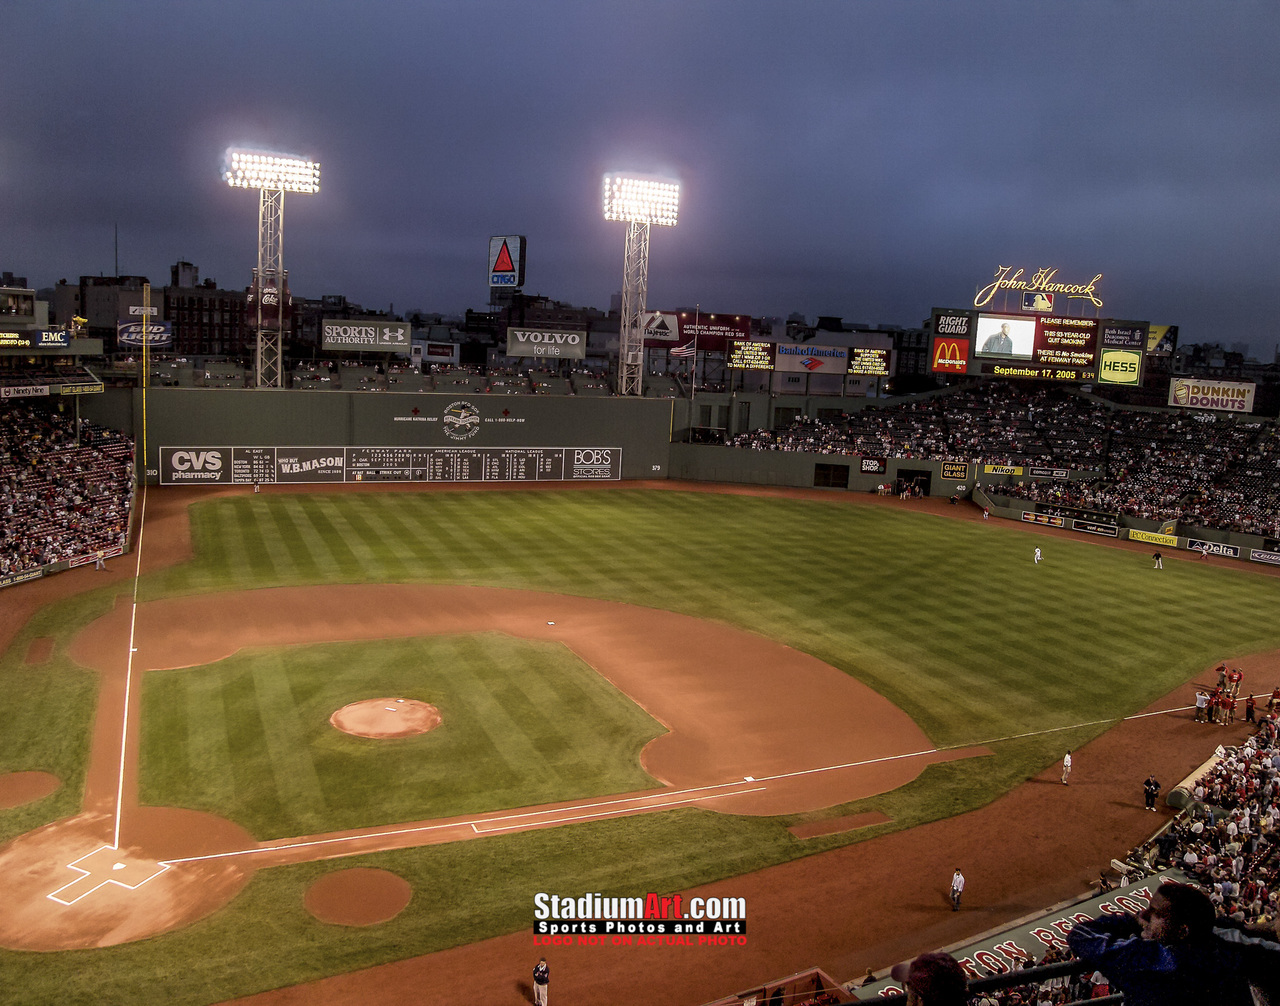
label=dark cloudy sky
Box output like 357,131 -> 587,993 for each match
5,2 -> 1278,357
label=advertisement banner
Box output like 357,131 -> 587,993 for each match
1168,379 -> 1255,413
1250,549 -> 1280,566
1097,348 -> 1142,385
1073,520 -> 1118,537
1128,529 -> 1179,547
1028,467 -> 1069,479
505,328 -> 586,360
488,235 -> 526,289
847,347 -> 889,376
59,383 -> 103,396
1022,512 -> 1064,528
0,385 -> 50,399
931,309 -> 975,339
775,343 -> 847,373
726,339 -> 775,370
275,447 -> 346,483
322,320 -> 411,353
1187,539 -> 1240,559
984,464 -> 1024,475
931,336 -> 969,374
160,447 -> 232,484
117,321 -> 173,347
860,457 -> 886,474
641,311 -> 681,345
0,567 -> 44,590
1100,322 -> 1148,349
674,312 -> 750,354
1147,324 -> 1178,354
941,462 -> 969,481
0,329 -> 68,349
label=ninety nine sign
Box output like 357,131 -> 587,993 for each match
321,320 -> 410,352
506,328 -> 586,360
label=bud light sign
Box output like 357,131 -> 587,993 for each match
117,321 -> 172,347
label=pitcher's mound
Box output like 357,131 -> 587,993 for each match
330,698 -> 441,739
304,868 -> 412,926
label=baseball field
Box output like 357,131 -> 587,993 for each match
0,482 -> 1275,1004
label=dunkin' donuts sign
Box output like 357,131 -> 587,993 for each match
1167,379 -> 1255,413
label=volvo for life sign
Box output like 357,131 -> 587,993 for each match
321,320 -> 410,353
506,328 -> 586,359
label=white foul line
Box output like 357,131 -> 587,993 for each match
114,483 -> 148,851
157,704 -> 1200,868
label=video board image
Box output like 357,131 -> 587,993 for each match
974,315 -> 1036,359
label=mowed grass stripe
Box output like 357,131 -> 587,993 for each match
184,671 -> 237,807
294,499 -> 365,579
317,498 -> 411,581
251,653 -> 327,827
263,500 -> 322,581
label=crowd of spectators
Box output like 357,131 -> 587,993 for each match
859,706 -> 1280,1004
1127,709 -> 1280,929
0,403 -> 134,576
728,382 -> 1280,538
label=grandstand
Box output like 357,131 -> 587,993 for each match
0,402 -> 134,580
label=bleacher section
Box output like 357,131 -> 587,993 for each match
730,381 -> 1280,537
0,403 -> 134,577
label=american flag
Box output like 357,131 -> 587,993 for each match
669,342 -> 696,358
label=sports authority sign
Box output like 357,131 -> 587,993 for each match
506,328 -> 586,359
321,320 -> 410,353
1167,378 -> 1255,413
489,235 -> 526,289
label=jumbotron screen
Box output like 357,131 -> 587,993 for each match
930,308 -> 1147,384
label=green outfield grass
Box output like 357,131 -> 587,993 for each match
1,487 -> 1278,1004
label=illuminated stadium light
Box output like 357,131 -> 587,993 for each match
221,146 -> 320,387
222,149 -> 321,194
602,174 -> 679,227
603,172 -> 680,396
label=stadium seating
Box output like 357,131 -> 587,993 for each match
0,403 -> 134,576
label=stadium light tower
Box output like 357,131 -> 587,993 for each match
602,173 -> 679,397
222,148 -> 320,387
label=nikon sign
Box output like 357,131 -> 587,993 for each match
506,328 -> 586,359
321,320 -> 410,353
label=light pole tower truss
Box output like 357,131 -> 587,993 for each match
222,149 -> 320,388
602,173 -> 679,397
618,219 -> 651,397
255,186 -> 285,387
